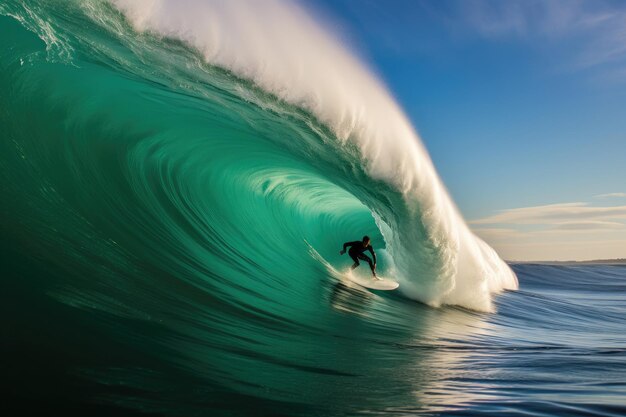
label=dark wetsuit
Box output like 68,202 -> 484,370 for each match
343,241 -> 377,275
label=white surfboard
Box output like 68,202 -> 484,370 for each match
345,271 -> 399,291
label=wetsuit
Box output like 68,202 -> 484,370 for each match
343,241 -> 377,275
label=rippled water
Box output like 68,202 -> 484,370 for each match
4,253 -> 626,416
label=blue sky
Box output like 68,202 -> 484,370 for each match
306,0 -> 626,260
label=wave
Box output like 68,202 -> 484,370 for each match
108,0 -> 517,310
1,0 -> 515,322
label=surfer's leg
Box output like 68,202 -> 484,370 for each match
349,252 -> 360,269
358,254 -> 376,277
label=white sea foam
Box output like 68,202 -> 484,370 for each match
110,0 -> 518,311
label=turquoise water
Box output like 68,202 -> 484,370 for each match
3,2 -> 625,416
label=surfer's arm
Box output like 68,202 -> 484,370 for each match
368,246 -> 377,265
340,241 -> 358,255
342,241 -> 359,251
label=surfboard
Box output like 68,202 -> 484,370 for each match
345,272 -> 399,291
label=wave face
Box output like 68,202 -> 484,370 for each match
0,0 -> 520,371
0,0 -> 517,313
110,0 -> 518,310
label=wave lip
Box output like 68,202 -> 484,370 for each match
110,0 -> 518,311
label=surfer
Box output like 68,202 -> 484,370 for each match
340,236 -> 377,278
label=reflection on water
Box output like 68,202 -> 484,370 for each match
67,269 -> 494,416
329,281 -> 374,317
321,273 -> 493,415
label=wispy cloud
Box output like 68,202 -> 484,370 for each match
319,0 -> 626,78
551,221 -> 625,231
595,192 -> 626,198
473,227 -> 523,242
442,0 -> 626,78
456,0 -> 616,39
471,199 -> 626,260
470,202 -> 626,226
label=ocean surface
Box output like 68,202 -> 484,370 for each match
2,1 -> 625,416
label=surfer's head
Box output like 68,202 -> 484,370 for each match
362,236 -> 370,246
